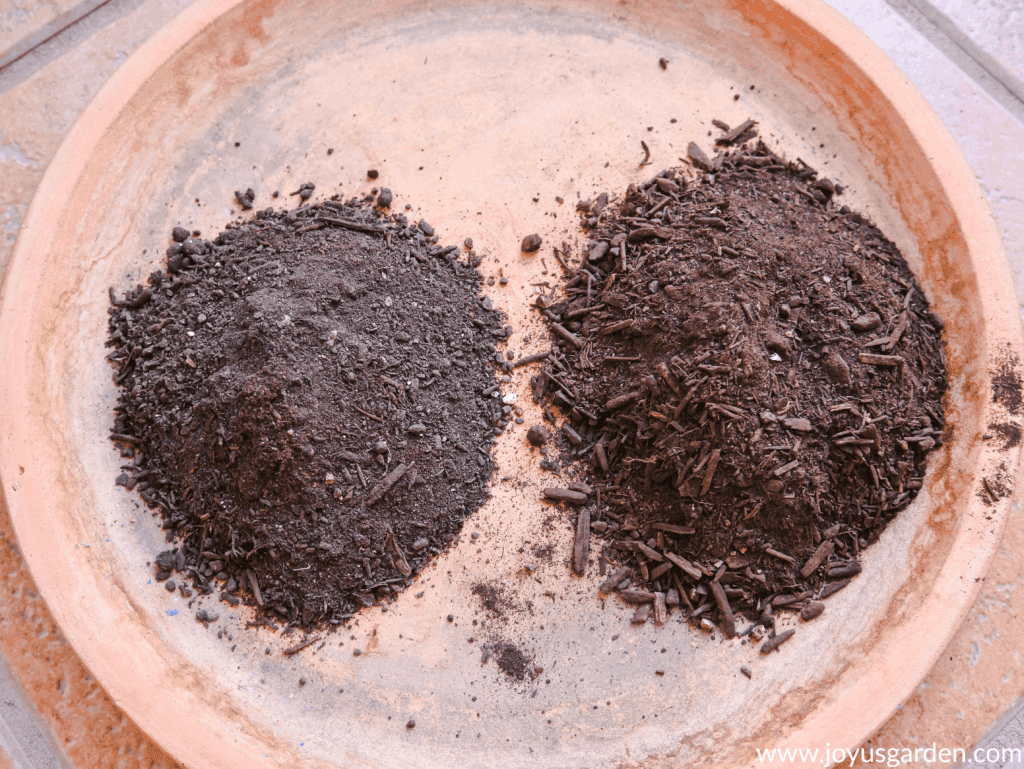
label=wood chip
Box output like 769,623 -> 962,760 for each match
800,602 -> 825,621
710,580 -> 736,638
631,604 -> 652,624
247,569 -> 264,606
620,590 -> 656,604
782,417 -> 812,432
651,523 -> 695,535
764,547 -> 796,564
282,636 -> 320,656
572,507 -> 591,575
598,566 -> 632,594
858,353 -> 904,367
606,391 -> 643,410
717,119 -> 756,145
687,141 -> 713,170
366,462 -> 411,505
818,578 -> 851,599
633,541 -> 665,562
700,448 -> 721,496
799,539 -> 834,578
828,562 -> 862,578
627,226 -> 674,243
551,322 -> 583,348
319,216 -> 385,234
664,551 -> 703,580
760,629 -> 796,654
884,311 -> 909,352
773,459 -> 801,477
512,350 -> 550,368
562,424 -> 583,446
649,561 -> 673,580
600,319 -> 634,335
653,592 -> 668,625
543,487 -> 588,505
384,526 -> 412,577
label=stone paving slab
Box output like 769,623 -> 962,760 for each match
0,0 -> 82,62
927,0 -> 1024,85
0,660 -> 61,769
963,697 -> 1024,768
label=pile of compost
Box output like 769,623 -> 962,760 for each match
107,190 -> 505,627
531,127 -> 947,642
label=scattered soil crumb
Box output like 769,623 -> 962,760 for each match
988,422 -> 1022,451
992,352 -> 1023,416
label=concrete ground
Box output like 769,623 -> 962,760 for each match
0,0 -> 1022,766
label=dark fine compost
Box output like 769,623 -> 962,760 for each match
107,190 -> 506,627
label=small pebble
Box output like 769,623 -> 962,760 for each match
852,312 -> 882,333
406,719 -> 416,729
367,169 -> 379,179
521,234 -> 543,253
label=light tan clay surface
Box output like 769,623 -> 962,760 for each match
0,0 -> 1020,768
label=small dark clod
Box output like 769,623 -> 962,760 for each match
526,425 -> 550,447
234,188 -> 255,210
